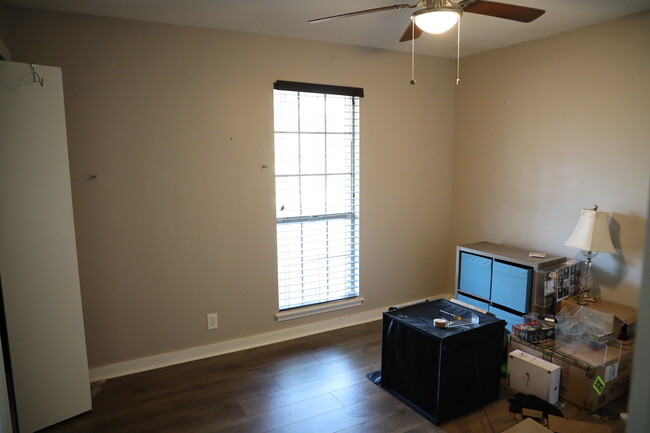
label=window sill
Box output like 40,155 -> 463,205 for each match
275,297 -> 365,322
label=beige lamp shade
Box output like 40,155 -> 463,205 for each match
565,207 -> 616,252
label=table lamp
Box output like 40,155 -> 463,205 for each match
564,205 -> 616,304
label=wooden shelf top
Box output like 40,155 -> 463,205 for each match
458,241 -> 566,270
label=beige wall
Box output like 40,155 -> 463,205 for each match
7,8 -> 456,368
452,11 -> 650,307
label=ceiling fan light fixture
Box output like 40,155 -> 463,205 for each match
412,8 -> 461,34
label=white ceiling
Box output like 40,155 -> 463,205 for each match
6,0 -> 650,58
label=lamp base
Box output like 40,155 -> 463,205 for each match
576,251 -> 600,305
575,290 -> 598,306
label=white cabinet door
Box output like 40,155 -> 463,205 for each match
0,61 -> 91,432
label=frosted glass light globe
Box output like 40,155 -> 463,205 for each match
414,10 -> 460,34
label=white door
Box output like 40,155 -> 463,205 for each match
0,61 -> 91,432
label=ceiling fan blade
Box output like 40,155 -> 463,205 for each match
309,3 -> 417,24
461,0 -> 545,23
399,21 -> 424,42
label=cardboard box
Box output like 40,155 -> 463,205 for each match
504,415 -> 612,433
508,349 -> 561,404
548,414 -> 612,433
503,418 -> 552,433
508,335 -> 633,411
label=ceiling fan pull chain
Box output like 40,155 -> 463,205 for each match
410,18 -> 416,85
456,17 -> 461,85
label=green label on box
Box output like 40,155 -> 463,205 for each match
593,376 -> 606,395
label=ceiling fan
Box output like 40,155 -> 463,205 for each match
309,0 -> 545,41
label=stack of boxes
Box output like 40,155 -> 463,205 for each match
508,299 -> 636,411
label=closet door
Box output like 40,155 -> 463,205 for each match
0,61 -> 91,432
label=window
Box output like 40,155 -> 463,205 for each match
273,81 -> 362,313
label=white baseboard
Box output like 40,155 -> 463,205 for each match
88,294 -> 451,382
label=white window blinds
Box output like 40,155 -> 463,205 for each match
273,81 -> 362,311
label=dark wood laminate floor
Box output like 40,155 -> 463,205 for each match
41,320 -> 627,433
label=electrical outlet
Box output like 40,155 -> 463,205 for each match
207,313 -> 218,330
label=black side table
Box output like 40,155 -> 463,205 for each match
379,298 -> 506,425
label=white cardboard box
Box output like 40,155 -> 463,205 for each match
508,349 -> 561,404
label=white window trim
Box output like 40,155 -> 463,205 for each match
273,81 -> 362,312
275,296 -> 365,322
